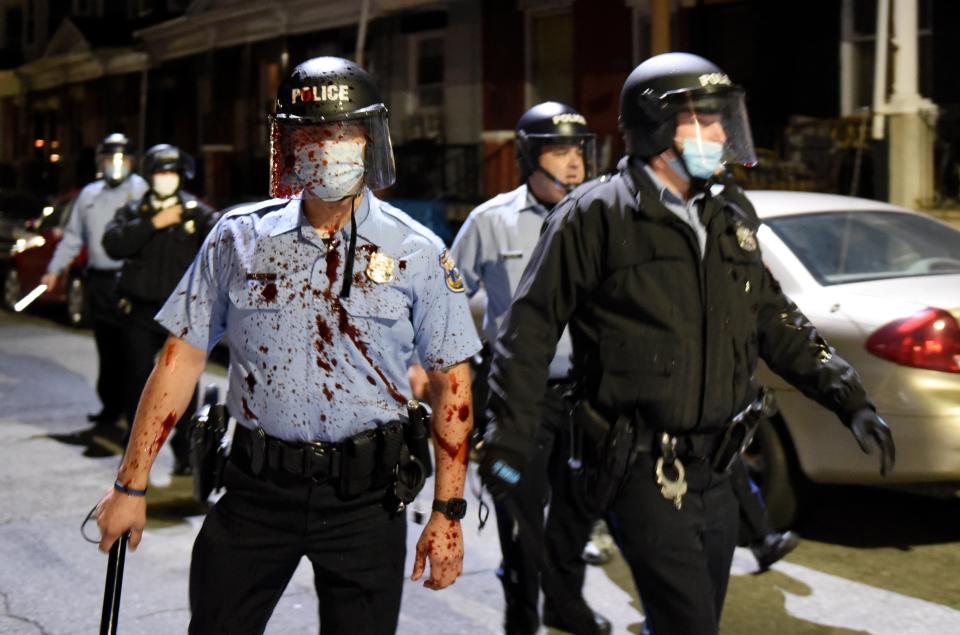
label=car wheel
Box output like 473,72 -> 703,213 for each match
3,267 -> 20,310
742,415 -> 804,529
66,274 -> 88,327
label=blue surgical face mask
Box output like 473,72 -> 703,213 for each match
680,137 -> 725,180
294,141 -> 365,201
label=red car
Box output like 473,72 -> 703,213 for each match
3,194 -> 89,326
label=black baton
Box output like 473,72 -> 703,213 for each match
100,533 -> 129,635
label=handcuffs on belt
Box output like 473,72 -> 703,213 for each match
654,388 -> 768,511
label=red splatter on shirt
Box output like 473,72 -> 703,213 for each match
242,397 -> 258,421
261,283 -> 278,303
245,373 -> 256,393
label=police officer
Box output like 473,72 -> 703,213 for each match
451,102 -> 609,635
478,52 -> 895,634
95,57 -> 480,634
102,144 -> 218,474
41,133 -> 148,428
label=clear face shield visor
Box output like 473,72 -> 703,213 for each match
666,89 -> 757,176
97,152 -> 132,183
269,112 -> 396,200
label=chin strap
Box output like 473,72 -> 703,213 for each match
535,166 -> 576,193
339,195 -> 359,298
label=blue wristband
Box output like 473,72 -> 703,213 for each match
114,480 -> 148,497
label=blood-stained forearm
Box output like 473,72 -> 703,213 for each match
116,335 -> 208,490
410,360 -> 472,589
97,335 -> 207,552
427,361 -> 473,499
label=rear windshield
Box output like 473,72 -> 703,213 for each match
765,211 -> 960,285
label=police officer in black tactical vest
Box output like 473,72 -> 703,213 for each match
478,52 -> 895,635
102,144 -> 218,474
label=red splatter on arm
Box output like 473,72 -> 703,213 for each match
149,411 -> 178,455
163,341 -> 177,367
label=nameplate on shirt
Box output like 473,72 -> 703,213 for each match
500,250 -> 524,260
245,273 -> 278,281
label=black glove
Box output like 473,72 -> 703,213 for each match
847,408 -> 896,476
477,442 -> 526,501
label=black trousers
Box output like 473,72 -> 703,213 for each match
607,455 -> 738,635
189,455 -> 407,635
85,270 -> 125,422
121,300 -> 196,461
730,457 -> 771,545
494,385 -> 596,635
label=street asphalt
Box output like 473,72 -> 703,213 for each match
1,307 -> 957,634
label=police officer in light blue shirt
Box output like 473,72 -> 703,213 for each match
96,57 -> 480,635
451,102 -> 610,635
42,133 -> 148,428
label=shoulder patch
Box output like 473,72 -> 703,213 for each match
439,249 -> 465,293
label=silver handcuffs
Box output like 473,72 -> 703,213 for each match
654,433 -> 687,510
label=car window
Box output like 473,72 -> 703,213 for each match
765,211 -> 960,285
36,198 -> 73,231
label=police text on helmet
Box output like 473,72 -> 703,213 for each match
291,85 -> 350,103
551,113 -> 587,126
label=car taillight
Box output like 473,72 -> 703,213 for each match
866,307 -> 960,373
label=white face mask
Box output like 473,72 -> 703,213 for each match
151,173 -> 181,198
294,141 -> 365,201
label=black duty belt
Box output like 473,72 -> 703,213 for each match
233,425 -> 344,481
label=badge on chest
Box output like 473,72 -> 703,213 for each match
366,251 -> 396,284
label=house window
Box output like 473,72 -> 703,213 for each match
526,10 -> 573,107
411,33 -> 444,110
846,0 -> 933,111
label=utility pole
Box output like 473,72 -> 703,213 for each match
885,0 -> 937,208
650,0 -> 671,54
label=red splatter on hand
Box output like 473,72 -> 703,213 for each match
457,404 -> 470,422
449,374 -> 459,395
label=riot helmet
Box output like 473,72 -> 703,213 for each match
142,144 -> 194,198
96,132 -> 134,186
619,52 -> 756,180
269,56 -> 395,200
516,101 -> 596,191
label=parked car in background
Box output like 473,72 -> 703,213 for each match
744,191 -> 960,528
3,193 -> 88,326
0,189 -> 48,269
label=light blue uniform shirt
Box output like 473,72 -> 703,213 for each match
641,162 -> 707,259
47,175 -> 149,273
157,190 -> 481,443
451,184 -> 573,379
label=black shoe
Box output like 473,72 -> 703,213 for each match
172,457 -> 193,476
542,607 -> 612,635
751,530 -> 799,571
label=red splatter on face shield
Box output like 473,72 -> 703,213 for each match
270,114 -> 397,200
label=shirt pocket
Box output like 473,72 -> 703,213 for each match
228,273 -> 295,311
339,284 -> 410,324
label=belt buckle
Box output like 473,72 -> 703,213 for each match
306,441 -> 333,483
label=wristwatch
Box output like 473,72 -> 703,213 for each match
432,498 -> 468,520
